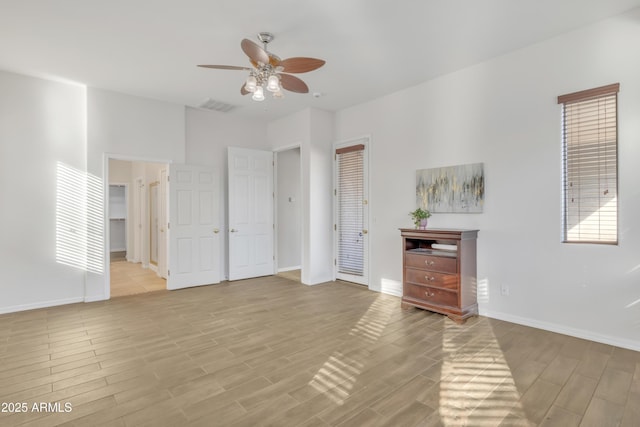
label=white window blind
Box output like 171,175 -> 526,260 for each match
336,144 -> 364,276
558,83 -> 619,244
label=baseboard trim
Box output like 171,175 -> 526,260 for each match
278,266 -> 301,273
379,288 -> 403,298
480,308 -> 640,352
84,294 -> 108,303
0,297 -> 85,315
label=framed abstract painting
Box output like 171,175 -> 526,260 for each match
416,163 -> 484,213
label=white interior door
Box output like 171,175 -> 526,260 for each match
168,164 -> 220,290
334,139 -> 369,286
228,147 -> 274,281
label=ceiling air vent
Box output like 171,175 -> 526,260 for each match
197,98 -> 237,113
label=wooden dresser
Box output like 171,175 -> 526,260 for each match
400,228 -> 478,323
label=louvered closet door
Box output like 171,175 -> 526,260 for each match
335,140 -> 368,286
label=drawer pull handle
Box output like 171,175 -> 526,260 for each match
424,276 -> 435,281
425,260 -> 435,266
425,291 -> 435,297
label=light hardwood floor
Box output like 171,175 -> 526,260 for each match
277,269 -> 301,283
0,275 -> 638,426
110,260 -> 166,298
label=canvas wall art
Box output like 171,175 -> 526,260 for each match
416,163 -> 484,213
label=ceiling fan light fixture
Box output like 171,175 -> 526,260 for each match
266,74 -> 280,92
244,75 -> 257,93
252,85 -> 265,101
199,32 -> 325,102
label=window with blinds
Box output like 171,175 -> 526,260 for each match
336,144 -> 365,276
558,83 -> 619,244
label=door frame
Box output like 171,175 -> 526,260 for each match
333,136 -> 371,288
103,154 -> 171,300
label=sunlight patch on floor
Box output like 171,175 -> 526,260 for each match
309,296 -> 393,404
438,320 -> 527,425
308,352 -> 364,404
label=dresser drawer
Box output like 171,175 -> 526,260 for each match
405,253 -> 457,274
405,268 -> 458,290
404,283 -> 458,308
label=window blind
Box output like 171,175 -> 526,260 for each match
558,83 -> 618,244
336,145 -> 364,275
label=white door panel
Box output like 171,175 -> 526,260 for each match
334,139 -> 369,286
168,164 -> 220,289
228,147 -> 274,281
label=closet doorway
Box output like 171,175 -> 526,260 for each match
275,146 -> 302,283
108,158 -> 168,297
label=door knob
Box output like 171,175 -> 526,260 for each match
213,228 -> 220,234
230,229 -> 238,233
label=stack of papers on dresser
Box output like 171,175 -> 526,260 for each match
431,244 -> 457,251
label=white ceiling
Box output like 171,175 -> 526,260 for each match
2,0 -> 640,121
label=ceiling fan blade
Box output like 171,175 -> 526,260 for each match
241,38 -> 269,65
279,74 -> 309,93
279,57 -> 325,73
198,64 -> 251,71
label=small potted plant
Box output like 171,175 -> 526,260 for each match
409,207 -> 431,229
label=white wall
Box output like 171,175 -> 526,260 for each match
0,71 -> 87,313
335,9 -> 640,350
87,87 -> 185,301
185,107 -> 269,279
277,147 -> 301,270
267,108 -> 335,285
308,109 -> 336,284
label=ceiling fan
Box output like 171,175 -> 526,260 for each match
198,32 -> 325,101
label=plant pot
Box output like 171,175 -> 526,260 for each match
419,219 -> 428,229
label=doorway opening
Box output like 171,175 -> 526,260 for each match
108,158 -> 169,297
275,146 -> 302,283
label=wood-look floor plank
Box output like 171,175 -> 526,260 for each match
539,405 -> 582,427
554,373 -> 598,415
593,367 -> 633,405
580,396 -> 625,427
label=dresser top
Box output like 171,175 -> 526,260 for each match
399,228 -> 479,239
